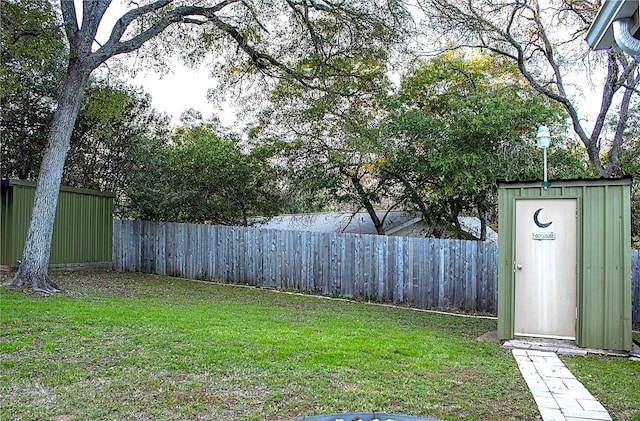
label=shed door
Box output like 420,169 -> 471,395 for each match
514,199 -> 577,339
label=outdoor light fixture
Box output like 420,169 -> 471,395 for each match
536,126 -> 551,188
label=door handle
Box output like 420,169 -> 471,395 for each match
516,264 -> 523,270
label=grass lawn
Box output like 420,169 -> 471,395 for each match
563,355 -> 640,421
1,271 -> 638,420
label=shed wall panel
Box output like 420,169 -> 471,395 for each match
0,180 -> 114,267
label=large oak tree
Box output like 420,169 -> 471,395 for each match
6,0 -> 408,292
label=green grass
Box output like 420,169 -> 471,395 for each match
563,356 -> 640,421
0,271 -> 637,420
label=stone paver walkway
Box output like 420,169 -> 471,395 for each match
512,349 -> 612,421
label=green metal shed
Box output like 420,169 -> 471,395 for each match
0,179 -> 115,269
497,178 -> 632,351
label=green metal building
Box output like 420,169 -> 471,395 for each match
0,179 -> 115,269
498,178 -> 632,351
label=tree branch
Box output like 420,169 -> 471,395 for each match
605,69 -> 640,176
78,0 -> 111,54
59,0 -> 79,47
89,0 -> 331,93
92,0 -> 240,67
466,1 -> 595,150
590,50 -> 620,149
100,0 -> 173,53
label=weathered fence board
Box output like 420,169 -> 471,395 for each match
113,220 -> 639,327
633,250 -> 639,330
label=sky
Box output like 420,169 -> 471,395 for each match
126,64 -> 236,127
89,0 -> 235,127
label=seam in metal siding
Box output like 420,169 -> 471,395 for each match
0,180 -> 114,267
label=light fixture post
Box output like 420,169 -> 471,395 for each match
543,146 -> 548,184
536,126 -> 551,188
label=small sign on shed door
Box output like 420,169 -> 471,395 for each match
514,199 -> 577,339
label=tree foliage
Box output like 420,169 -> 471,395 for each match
256,49 -> 595,239
0,0 -> 65,98
380,51 -> 592,238
64,84 -> 170,204
253,45 -> 396,233
0,0 -> 66,179
128,122 -> 282,225
420,0 -> 640,177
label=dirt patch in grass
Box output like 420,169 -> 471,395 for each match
476,330 -> 499,344
52,271 -> 165,297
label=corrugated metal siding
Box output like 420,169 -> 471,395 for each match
497,185 -> 515,339
0,180 -> 114,267
0,183 -> 35,266
498,179 -> 632,351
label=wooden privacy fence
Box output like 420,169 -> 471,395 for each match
113,220 -> 499,313
113,220 -> 640,327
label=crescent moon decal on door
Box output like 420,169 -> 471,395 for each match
533,208 -> 552,228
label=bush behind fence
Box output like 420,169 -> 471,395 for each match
114,220 -> 640,328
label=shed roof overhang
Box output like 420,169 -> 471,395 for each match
586,0 -> 640,54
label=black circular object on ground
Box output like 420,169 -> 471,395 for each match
288,413 -> 442,421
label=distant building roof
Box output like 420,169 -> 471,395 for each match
254,211 -> 498,241
255,210 -> 415,234
458,216 -> 498,242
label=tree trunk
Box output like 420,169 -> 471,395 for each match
6,61 -> 91,293
349,175 -> 385,235
478,209 -> 487,242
